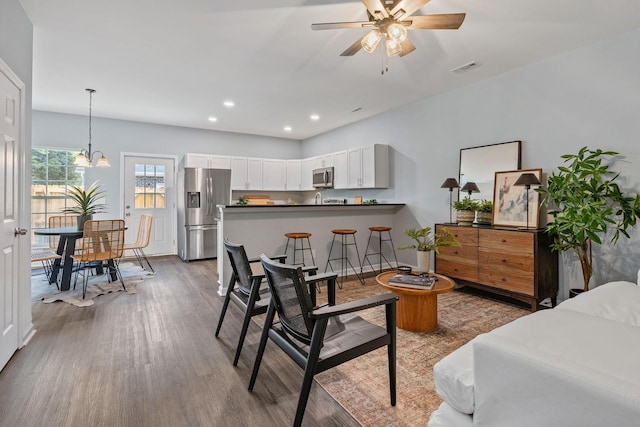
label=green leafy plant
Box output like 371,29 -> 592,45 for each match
61,181 -> 107,216
476,199 -> 493,213
362,199 -> 378,205
237,196 -> 248,205
452,197 -> 479,211
537,147 -> 640,292
398,226 -> 460,253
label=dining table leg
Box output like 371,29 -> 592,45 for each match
60,236 -> 77,291
50,236 -> 67,285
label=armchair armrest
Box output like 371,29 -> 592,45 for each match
248,253 -> 287,264
304,272 -> 337,285
301,265 -> 319,274
309,293 -> 397,319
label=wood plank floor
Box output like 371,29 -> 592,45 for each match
0,256 -> 360,427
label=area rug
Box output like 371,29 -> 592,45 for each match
33,262 -> 155,307
312,275 -> 529,426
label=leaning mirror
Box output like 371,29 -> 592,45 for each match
459,141 -> 521,201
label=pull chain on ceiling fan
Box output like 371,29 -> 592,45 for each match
312,0 -> 465,72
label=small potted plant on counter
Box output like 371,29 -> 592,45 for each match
398,226 -> 460,273
475,199 -> 493,225
452,197 -> 479,226
61,181 -> 108,230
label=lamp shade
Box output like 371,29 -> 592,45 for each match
514,173 -> 542,187
361,29 -> 382,53
461,182 -> 480,194
440,178 -> 460,189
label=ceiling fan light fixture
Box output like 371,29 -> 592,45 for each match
387,23 -> 407,42
361,29 -> 382,53
386,38 -> 402,57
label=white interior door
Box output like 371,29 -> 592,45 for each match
0,62 -> 22,370
122,155 -> 176,256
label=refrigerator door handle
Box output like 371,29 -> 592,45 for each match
206,177 -> 212,216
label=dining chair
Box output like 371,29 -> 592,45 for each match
30,249 -> 62,289
249,254 -> 398,427
48,215 -> 77,251
71,219 -> 126,298
124,214 -> 154,272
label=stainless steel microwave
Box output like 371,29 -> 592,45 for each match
313,167 -> 334,188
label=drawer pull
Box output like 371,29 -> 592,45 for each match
502,259 -> 507,263
501,239 -> 507,243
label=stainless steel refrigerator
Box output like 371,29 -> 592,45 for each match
177,167 -> 231,261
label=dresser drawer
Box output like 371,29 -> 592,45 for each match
439,225 -> 478,245
437,259 -> 479,283
479,229 -> 533,254
478,265 -> 535,295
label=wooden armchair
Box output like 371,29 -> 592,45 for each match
249,254 -> 398,427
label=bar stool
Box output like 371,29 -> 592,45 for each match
284,232 -> 316,266
324,229 -> 365,287
362,226 -> 398,274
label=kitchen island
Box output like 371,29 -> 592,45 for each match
216,203 -> 406,295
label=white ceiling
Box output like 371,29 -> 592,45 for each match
20,0 -> 640,140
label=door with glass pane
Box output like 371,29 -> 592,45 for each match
122,155 -> 176,256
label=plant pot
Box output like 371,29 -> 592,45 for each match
77,214 -> 92,231
416,250 -> 431,273
475,211 -> 492,225
456,210 -> 475,226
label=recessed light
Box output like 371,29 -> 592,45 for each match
310,114 -> 320,121
223,101 -> 235,107
208,116 -> 218,122
284,126 -> 292,132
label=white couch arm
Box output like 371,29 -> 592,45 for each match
472,333 -> 640,427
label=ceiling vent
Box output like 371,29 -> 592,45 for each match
451,61 -> 479,74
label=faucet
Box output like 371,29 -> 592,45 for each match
315,192 -> 322,205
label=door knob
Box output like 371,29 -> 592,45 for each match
126,205 -> 130,209
125,212 -> 131,217
14,228 -> 28,236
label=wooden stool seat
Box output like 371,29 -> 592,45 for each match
331,229 -> 357,235
369,226 -> 392,232
285,232 -> 312,239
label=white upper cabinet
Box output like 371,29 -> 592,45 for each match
183,153 -> 231,169
301,157 -> 316,191
263,159 -> 287,191
231,157 -> 263,190
333,150 -> 348,189
347,144 -> 389,189
285,160 -> 302,191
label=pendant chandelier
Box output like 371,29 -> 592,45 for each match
74,88 -> 110,168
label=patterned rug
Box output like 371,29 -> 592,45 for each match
32,262 -> 155,307
312,275 -> 528,426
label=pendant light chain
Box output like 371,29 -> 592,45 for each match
87,88 -> 95,155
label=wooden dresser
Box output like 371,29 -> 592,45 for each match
435,223 -> 558,311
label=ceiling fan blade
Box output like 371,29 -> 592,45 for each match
340,36 -> 365,56
404,13 -> 466,30
360,0 -> 389,19
389,0 -> 431,20
399,38 -> 416,57
311,21 -> 374,31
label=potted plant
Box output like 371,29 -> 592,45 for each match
452,197 -> 479,226
61,181 -> 108,230
475,199 -> 493,225
399,226 -> 460,272
537,147 -> 640,295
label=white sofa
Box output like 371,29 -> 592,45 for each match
429,279 -> 640,427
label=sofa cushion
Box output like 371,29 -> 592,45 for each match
556,281 -> 640,327
427,402 -> 473,427
433,341 -> 475,414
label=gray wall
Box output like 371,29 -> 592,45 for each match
1,0 -> 33,345
303,27 -> 640,299
32,111 -> 303,215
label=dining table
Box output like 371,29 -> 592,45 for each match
33,226 -> 118,291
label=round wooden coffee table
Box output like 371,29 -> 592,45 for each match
376,271 -> 455,332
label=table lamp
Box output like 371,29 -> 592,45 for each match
513,172 -> 542,229
440,178 -> 460,224
460,182 -> 480,197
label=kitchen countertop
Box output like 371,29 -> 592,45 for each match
223,203 -> 405,208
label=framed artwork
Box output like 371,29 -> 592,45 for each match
492,168 -> 543,228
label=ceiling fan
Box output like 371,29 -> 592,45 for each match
311,0 -> 465,58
